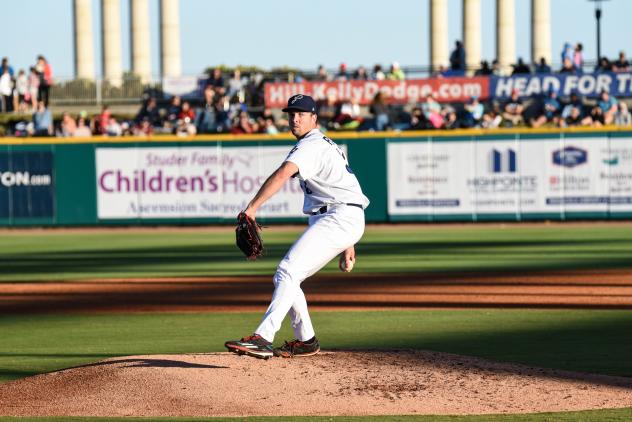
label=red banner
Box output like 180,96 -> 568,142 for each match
264,77 -> 490,108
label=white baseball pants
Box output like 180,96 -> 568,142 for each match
255,204 -> 365,342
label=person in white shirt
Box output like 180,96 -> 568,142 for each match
225,94 -> 369,359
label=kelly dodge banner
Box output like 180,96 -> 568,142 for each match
263,72 -> 632,107
388,137 -> 632,217
96,146 -> 307,219
264,78 -> 489,107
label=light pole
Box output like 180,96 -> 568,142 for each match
588,0 -> 610,62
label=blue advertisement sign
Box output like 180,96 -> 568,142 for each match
0,151 -> 54,218
490,72 -> 632,99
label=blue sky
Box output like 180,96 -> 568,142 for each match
1,0 -> 631,79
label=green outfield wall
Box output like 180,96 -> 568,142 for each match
1,127 -> 631,226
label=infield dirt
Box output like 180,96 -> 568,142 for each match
1,350 -> 631,417
2,269 -> 632,313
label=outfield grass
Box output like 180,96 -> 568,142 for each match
0,224 -> 631,281
2,310 -> 632,383
1,224 -> 631,421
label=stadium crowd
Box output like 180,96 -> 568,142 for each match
1,41 -> 632,137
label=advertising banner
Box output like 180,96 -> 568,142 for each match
264,77 -> 490,107
96,146 -> 305,219
387,136 -> 632,217
541,138 -> 610,212
602,139 -> 632,212
0,151 -> 54,219
491,72 -> 632,99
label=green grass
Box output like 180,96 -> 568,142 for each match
1,224 -> 632,281
2,310 -> 632,383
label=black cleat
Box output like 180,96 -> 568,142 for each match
273,337 -> 320,358
225,334 -> 274,359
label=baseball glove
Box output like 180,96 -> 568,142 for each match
235,212 -> 263,260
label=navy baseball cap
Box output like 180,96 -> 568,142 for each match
282,94 -> 317,113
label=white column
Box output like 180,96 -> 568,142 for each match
160,0 -> 182,78
101,0 -> 123,86
463,0 -> 481,75
74,0 -> 95,80
130,0 -> 151,83
531,0 -> 551,65
496,0 -> 516,75
430,0 -> 448,73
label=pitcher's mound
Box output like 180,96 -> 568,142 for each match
1,350 -> 631,417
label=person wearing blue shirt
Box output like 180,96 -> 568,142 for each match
31,101 -> 52,136
597,90 -> 618,125
531,90 -> 561,128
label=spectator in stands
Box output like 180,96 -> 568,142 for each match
560,42 -> 574,65
614,102 -> 632,126
333,98 -> 363,130
560,105 -> 585,128
104,116 -> 123,136
388,62 -> 405,80
559,58 -> 575,73
135,97 -> 161,127
502,90 -> 524,127
491,59 -> 501,75
13,69 -> 28,113
595,57 -> 612,72
195,85 -> 218,134
58,111 -> 77,137
0,66 -> 12,112
530,90 -> 561,128
35,55 -> 52,107
315,65 -> 331,82
442,105 -> 459,130
482,104 -> 503,129
588,104 -> 606,127
597,90 -> 618,124
175,101 -> 197,136
433,64 -> 451,78
511,58 -> 531,75
475,60 -> 492,76
264,116 -> 279,134
449,41 -> 465,72
94,105 -> 111,135
369,92 -> 390,131
372,64 -> 385,80
30,101 -> 52,136
573,43 -> 584,71
422,94 -> 443,129
335,63 -> 349,81
165,95 -> 182,130
227,69 -> 244,98
462,96 -> 485,128
134,118 -> 154,136
207,67 -> 225,94
1,57 -> 14,77
231,111 -> 256,134
353,66 -> 369,80
27,67 -> 39,110
561,93 -> 584,116
408,106 -> 430,130
75,116 -> 92,137
612,51 -> 631,73
534,57 -> 552,74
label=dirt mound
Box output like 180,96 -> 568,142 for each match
1,350 -> 631,417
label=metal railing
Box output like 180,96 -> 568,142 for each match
50,76 -> 162,106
